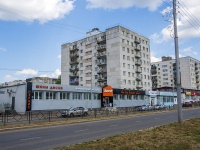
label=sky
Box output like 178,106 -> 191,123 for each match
0,0 -> 200,84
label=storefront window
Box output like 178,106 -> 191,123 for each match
33,91 -> 42,100
60,92 -> 70,100
46,92 -> 56,100
113,94 -> 118,100
73,92 -> 81,100
84,93 -> 91,100
119,94 -> 125,100
93,93 -> 100,100
127,95 -> 132,100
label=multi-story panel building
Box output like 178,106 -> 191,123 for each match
151,56 -> 200,90
61,26 -> 151,90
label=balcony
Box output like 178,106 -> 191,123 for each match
135,68 -> 142,73
70,53 -> 79,58
196,74 -> 199,78
96,52 -> 107,59
135,61 -> 142,66
135,45 -> 141,51
69,73 -> 79,78
135,52 -> 141,58
97,45 -> 106,52
196,70 -> 199,74
70,81 -> 79,85
70,67 -> 79,72
134,38 -> 141,44
97,77 -> 107,82
97,68 -> 107,74
96,61 -> 107,66
96,38 -> 106,44
136,84 -> 143,89
136,75 -> 142,81
69,46 -> 79,52
70,60 -> 79,65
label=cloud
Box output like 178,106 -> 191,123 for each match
0,0 -> 75,23
40,69 -> 61,78
86,0 -> 163,11
16,69 -> 38,75
0,47 -> 6,52
4,75 -> 18,82
182,47 -> 198,55
150,52 -> 162,63
151,0 -> 200,43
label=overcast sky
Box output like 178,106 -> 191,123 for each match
0,0 -> 200,83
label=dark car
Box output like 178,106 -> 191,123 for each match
182,102 -> 193,107
61,107 -> 88,117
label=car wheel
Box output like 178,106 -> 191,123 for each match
70,113 -> 74,117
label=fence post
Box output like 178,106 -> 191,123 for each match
94,109 -> 97,118
48,111 -> 51,122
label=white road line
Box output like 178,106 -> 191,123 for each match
110,125 -> 118,127
135,121 -> 142,122
21,137 -> 41,141
74,129 -> 88,133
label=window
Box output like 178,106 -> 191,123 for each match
127,48 -> 130,53
93,93 -> 100,100
46,92 -> 56,100
127,95 -> 132,100
60,92 -> 70,100
123,47 -> 125,51
80,63 -> 83,67
163,69 -> 168,72
127,64 -> 130,69
132,73 -> 134,77
128,80 -> 131,84
120,94 -> 125,100
123,79 -> 126,84
162,65 -> 167,68
84,93 -> 91,100
72,93 -> 81,100
80,50 -> 83,53
33,91 -> 42,100
123,71 -> 126,76
123,63 -> 125,68
128,72 -> 130,77
123,55 -> 125,60
127,56 -> 130,60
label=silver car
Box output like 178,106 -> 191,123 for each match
61,107 -> 88,117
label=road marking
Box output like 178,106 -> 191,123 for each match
135,121 -> 142,122
110,125 -> 118,127
74,129 -> 88,133
21,137 -> 41,141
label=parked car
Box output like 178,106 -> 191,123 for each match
153,104 -> 166,110
61,107 -> 89,117
137,105 -> 152,111
182,102 -> 193,107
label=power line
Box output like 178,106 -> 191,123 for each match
0,4 -> 88,34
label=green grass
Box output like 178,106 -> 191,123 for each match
55,118 -> 200,150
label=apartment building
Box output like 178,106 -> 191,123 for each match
151,56 -> 200,90
61,26 -> 151,90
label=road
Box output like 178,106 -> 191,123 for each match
0,108 -> 200,150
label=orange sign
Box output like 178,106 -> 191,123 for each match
103,85 -> 113,97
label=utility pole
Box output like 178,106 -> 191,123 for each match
173,0 -> 183,123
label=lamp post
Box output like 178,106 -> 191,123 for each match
173,0 -> 183,123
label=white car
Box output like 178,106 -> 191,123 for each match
61,107 -> 88,117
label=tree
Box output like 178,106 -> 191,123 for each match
56,75 -> 61,84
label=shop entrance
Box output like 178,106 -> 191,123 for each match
101,85 -> 113,108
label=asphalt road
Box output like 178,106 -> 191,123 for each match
0,108 -> 200,150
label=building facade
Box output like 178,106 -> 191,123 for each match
61,26 -> 151,91
151,56 -> 200,90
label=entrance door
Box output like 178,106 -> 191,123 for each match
12,97 -> 15,110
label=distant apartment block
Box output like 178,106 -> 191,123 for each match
61,26 -> 151,90
26,77 -> 57,84
151,56 -> 200,90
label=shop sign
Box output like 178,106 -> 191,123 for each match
113,89 -> 145,95
149,91 -> 159,96
35,85 -> 63,90
75,87 -> 99,92
185,92 -> 191,96
103,85 -> 113,97
26,82 -> 32,111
